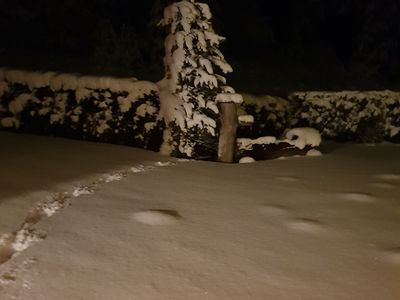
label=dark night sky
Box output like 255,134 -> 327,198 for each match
0,0 -> 399,92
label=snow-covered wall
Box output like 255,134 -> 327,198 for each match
290,91 -> 400,143
0,69 -> 163,150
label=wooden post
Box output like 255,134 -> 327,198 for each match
218,102 -> 238,163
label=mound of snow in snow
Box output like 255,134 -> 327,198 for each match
239,157 -> 255,164
307,149 -> 322,157
285,128 -> 322,149
132,210 -> 182,225
339,192 -> 375,203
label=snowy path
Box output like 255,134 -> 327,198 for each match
0,160 -> 180,267
0,133 -> 400,299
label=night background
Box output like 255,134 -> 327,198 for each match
0,0 -> 399,95
1,1 -> 400,297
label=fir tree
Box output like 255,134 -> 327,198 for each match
158,0 -> 242,159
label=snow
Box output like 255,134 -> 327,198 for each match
132,210 -> 181,226
238,114 -> 255,125
215,93 -> 243,104
49,73 -> 78,91
103,173 -> 124,183
212,57 -> 233,74
306,149 -> 322,157
339,192 -> 376,203
2,70 -> 154,96
75,88 -> 91,102
238,156 -> 256,163
237,132 -> 320,154
159,0 -> 237,158
0,117 -> 19,128
375,174 -> 400,181
285,127 -> 322,149
3,70 -> 28,86
0,133 -> 400,298
8,94 -> 31,115
237,136 -> 278,151
156,78 -> 183,127
11,227 -> 43,253
72,186 -> 93,198
290,90 -> 400,141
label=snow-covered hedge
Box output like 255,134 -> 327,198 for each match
237,93 -> 291,138
0,69 -> 163,150
290,91 -> 400,143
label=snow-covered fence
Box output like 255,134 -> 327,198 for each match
0,69 -> 163,150
237,94 -> 292,138
290,91 -> 400,143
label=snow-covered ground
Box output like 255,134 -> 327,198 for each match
0,131 -> 399,300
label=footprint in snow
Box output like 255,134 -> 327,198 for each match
277,176 -> 299,182
0,228 -> 45,266
375,174 -> 400,181
371,182 -> 396,190
0,258 -> 37,288
0,238 -> 14,265
259,204 -> 291,217
132,209 -> 182,226
286,218 -> 324,234
339,192 -> 376,203
381,246 -> 400,265
104,172 -> 125,183
72,185 -> 94,197
155,161 -> 176,167
131,165 -> 146,173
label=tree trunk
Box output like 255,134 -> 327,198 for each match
218,103 -> 238,163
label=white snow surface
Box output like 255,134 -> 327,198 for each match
0,132 -> 400,299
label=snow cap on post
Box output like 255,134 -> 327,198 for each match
216,93 -> 243,104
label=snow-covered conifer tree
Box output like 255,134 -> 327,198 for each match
158,0 -> 242,159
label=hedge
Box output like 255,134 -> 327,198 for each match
237,93 -> 291,139
1,68 -> 399,151
0,69 -> 163,150
290,91 -> 400,143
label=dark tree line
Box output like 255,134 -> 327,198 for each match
0,0 -> 399,86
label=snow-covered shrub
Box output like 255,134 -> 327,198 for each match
237,93 -> 291,139
158,0 -> 242,159
378,92 -> 400,142
0,69 -> 163,150
236,128 -> 322,161
290,91 -> 400,143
